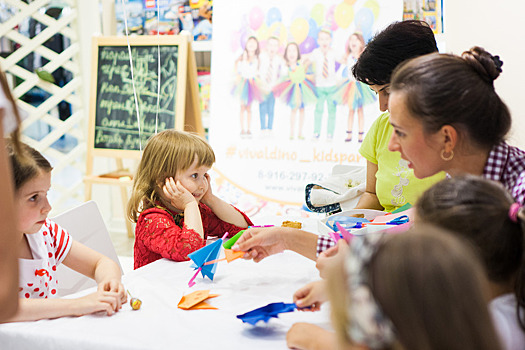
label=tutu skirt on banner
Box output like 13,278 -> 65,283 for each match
273,64 -> 317,110
335,79 -> 376,109
273,79 -> 317,110
231,77 -> 263,105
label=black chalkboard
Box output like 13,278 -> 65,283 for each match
93,44 -> 178,151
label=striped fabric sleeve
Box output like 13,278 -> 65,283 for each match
47,219 -> 73,264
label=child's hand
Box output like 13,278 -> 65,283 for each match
98,279 -> 127,305
76,289 -> 123,316
163,177 -> 196,210
316,240 -> 347,279
286,323 -> 335,350
200,173 -> 214,206
293,280 -> 326,311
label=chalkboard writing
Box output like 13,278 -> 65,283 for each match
94,45 -> 178,150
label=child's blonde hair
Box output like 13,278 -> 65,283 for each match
327,225 -> 502,350
127,130 -> 215,222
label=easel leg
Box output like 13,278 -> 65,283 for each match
85,181 -> 92,201
119,185 -> 133,238
115,158 -> 134,238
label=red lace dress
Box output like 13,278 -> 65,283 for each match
134,203 -> 252,269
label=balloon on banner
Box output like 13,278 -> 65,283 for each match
249,7 -> 264,30
334,2 -> 354,29
362,26 -> 373,43
299,36 -> 317,54
291,5 -> 309,21
257,23 -> 269,41
325,4 -> 337,31
308,18 -> 319,39
240,30 -> 248,49
290,18 -> 309,44
364,0 -> 380,19
266,7 -> 282,26
355,7 -> 374,33
269,22 -> 287,44
310,3 -> 325,26
345,0 -> 358,5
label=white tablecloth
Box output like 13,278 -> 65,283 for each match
0,251 -> 331,350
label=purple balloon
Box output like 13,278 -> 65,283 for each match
299,36 -> 317,54
240,30 -> 248,50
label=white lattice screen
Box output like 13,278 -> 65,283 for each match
1,0 -> 85,215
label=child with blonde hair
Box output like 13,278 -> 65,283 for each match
5,141 -> 126,322
128,130 -> 251,269
416,176 -> 525,350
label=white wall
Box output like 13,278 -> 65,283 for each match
444,1 -> 525,149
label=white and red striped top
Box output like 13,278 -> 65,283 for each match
18,219 -> 72,299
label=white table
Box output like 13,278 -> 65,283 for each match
0,250 -> 331,350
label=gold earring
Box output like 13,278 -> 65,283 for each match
441,149 -> 454,161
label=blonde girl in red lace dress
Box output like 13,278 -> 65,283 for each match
128,130 -> 252,269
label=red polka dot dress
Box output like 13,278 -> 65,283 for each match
18,219 -> 72,299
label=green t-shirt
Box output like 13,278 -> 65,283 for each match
359,112 -> 445,212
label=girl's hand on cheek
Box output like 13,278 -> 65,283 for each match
200,173 -> 214,205
163,177 -> 196,210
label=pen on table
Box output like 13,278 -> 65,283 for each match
249,225 -> 274,228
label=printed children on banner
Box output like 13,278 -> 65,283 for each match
232,36 -> 263,138
310,28 -> 338,141
335,32 -> 376,143
273,42 -> 317,140
258,36 -> 283,136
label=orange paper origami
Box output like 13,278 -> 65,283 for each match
178,290 -> 220,310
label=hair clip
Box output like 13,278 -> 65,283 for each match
491,55 -> 503,73
509,203 -> 521,223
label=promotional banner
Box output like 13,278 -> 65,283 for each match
209,0 -> 402,217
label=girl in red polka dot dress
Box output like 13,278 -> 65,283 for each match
127,130 -> 252,269
5,142 -> 127,322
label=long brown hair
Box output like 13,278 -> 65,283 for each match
328,225 -> 502,350
416,175 -> 525,330
127,130 -> 215,222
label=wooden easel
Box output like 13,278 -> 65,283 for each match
85,33 -> 204,238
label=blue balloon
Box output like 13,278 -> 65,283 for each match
266,7 -> 282,27
355,8 -> 374,32
362,27 -> 373,43
307,18 -> 319,39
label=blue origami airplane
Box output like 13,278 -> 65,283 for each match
187,233 -> 228,287
237,302 -> 298,325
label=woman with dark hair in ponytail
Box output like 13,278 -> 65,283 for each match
388,46 -> 525,204
416,175 -> 525,350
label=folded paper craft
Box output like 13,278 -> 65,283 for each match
237,302 -> 298,325
187,232 -> 244,287
178,290 -> 219,310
